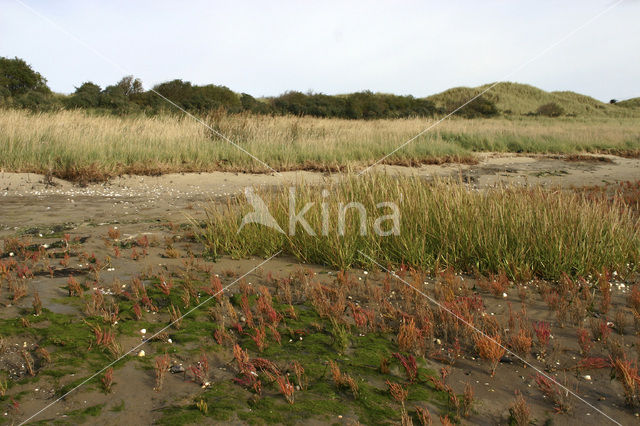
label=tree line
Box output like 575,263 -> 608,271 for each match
1,56 -> 499,119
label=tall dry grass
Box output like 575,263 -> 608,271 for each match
0,109 -> 639,181
199,175 -> 639,280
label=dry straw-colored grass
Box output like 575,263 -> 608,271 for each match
1,109 -> 639,181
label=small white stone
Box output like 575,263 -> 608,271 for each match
140,329 -> 146,334
137,350 -> 145,357
502,293 -> 508,298
584,375 -> 592,381
167,338 -> 172,343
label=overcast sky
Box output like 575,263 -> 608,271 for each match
1,0 -> 638,101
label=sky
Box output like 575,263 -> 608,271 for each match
1,0 -> 638,102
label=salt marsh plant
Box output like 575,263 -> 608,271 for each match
102,367 -> 113,393
154,354 -> 170,392
474,334 -> 506,377
200,174 -> 639,280
509,393 -> 531,426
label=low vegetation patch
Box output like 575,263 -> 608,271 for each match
200,174 -> 639,280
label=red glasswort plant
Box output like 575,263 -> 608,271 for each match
532,321 -> 550,354
102,367 -> 114,393
392,352 -> 418,383
386,380 -> 408,404
275,374 -> 295,404
67,275 -> 83,296
189,353 -> 210,388
154,353 -> 171,391
577,328 -> 592,357
329,360 -> 358,398
415,406 -> 432,426
474,333 -> 506,377
610,356 -> 640,406
397,318 -> 421,354
509,393 -> 530,426
155,275 -> 173,295
534,373 -> 572,413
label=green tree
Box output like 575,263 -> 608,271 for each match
152,79 -> 194,110
116,75 -> 144,98
0,56 -> 50,96
345,91 -> 386,119
272,91 -> 309,115
99,85 -> 130,113
67,82 -> 102,108
240,93 -> 272,114
191,84 -> 241,112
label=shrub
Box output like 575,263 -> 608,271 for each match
15,90 -> 56,111
67,82 -> 102,108
536,102 -> 564,117
446,95 -> 498,118
271,90 -> 435,119
99,85 -> 131,113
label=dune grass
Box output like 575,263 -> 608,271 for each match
0,109 -> 639,181
427,82 -> 640,118
199,175 -> 639,280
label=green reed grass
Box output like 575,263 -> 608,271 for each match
199,175 -> 639,280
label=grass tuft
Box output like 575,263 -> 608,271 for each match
199,174 -> 639,280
